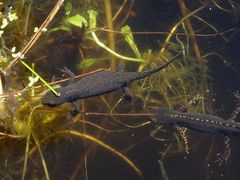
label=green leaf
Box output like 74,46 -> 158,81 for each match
65,1 -> 72,17
65,14 -> 88,28
88,10 -> 98,29
28,76 -> 39,87
138,49 -> 152,71
48,25 -> 70,33
121,25 -> 141,59
78,58 -> 97,69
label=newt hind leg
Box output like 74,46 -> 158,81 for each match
67,101 -> 80,118
122,86 -> 133,102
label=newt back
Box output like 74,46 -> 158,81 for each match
152,108 -> 240,135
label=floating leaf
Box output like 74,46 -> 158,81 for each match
65,14 -> 88,28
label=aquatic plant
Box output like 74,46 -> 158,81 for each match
0,0 -> 239,179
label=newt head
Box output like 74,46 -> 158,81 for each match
41,88 -> 65,107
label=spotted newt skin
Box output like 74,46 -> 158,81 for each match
41,51 -> 182,116
152,108 -> 240,135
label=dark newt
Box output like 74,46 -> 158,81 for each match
151,108 -> 240,135
41,51 -> 182,116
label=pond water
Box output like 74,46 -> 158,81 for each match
0,0 -> 239,180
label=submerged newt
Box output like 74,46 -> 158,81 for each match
41,51 -> 182,116
152,108 -> 240,135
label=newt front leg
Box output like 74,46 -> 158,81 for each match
122,86 -> 133,102
67,101 -> 80,118
60,67 -> 75,84
61,68 -> 81,117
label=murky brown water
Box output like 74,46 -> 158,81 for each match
0,1 -> 239,179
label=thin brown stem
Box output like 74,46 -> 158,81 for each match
178,0 -> 201,59
6,0 -> 65,73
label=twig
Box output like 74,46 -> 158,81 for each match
99,27 -> 236,37
85,112 -> 153,116
6,0 -> 65,73
0,68 -> 109,98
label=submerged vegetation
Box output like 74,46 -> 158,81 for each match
0,0 -> 239,179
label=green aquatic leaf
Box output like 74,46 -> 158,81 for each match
47,25 -> 70,33
65,14 -> 88,28
138,49 -> 152,71
28,76 -> 39,87
87,10 -> 145,63
158,160 -> 170,180
78,58 -> 97,69
64,1 -> 72,17
88,10 -> 98,29
121,25 -> 141,59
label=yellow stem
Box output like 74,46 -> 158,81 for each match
160,5 -> 206,53
178,0 -> 201,59
104,0 -> 116,69
50,130 -> 142,176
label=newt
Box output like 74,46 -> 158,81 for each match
151,108 -> 240,135
41,51 -> 182,116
